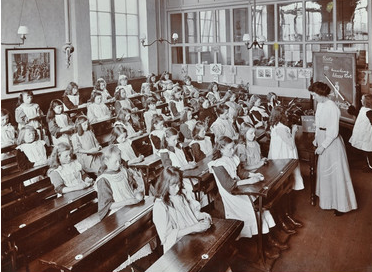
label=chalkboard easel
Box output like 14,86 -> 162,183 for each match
313,52 -> 358,124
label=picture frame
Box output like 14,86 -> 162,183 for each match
5,48 -> 56,94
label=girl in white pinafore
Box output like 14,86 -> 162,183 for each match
208,136 -> 275,238
268,106 -> 304,191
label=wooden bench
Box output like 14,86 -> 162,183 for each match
2,187 -> 98,271
39,197 -> 158,272
146,218 -> 243,272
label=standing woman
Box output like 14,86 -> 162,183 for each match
309,82 -> 357,215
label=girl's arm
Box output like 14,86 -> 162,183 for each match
179,123 -> 193,140
212,165 -> 238,192
114,101 -> 122,115
49,170 -> 88,195
15,106 -> 28,125
190,143 -> 206,162
62,96 -> 78,109
48,118 -> 63,138
16,149 -> 35,170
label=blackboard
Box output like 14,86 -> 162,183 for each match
313,52 -> 357,124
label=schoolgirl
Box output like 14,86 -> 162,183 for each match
115,108 -> 142,138
168,88 -> 185,118
179,108 -> 197,142
143,98 -> 169,133
149,114 -> 166,155
210,104 -> 238,141
114,85 -> 137,114
62,82 -> 84,110
87,91 -> 112,123
189,121 -> 213,162
1,109 -> 17,147
92,78 -> 114,103
249,94 -> 269,128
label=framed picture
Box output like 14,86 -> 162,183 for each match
5,48 -> 56,94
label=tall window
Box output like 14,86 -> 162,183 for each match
89,0 -> 139,61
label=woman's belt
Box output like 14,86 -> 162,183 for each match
319,127 -> 326,131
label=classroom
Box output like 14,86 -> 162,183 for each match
1,0 -> 371,272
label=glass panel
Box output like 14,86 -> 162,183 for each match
278,2 -> 303,41
171,47 -> 183,64
233,8 -> 248,42
127,36 -> 139,57
115,14 -> 126,35
305,44 -> 333,67
114,0 -> 126,13
185,12 -> 197,43
126,0 -> 138,14
127,15 -> 138,35
336,0 -> 368,41
254,5 -> 275,42
91,36 -> 99,60
90,12 -> 98,35
200,11 -> 214,43
171,14 -> 183,43
336,43 -> 368,67
89,0 -> 97,11
186,47 -> 198,64
116,36 -> 127,58
97,0 -> 111,12
305,1 -> 333,41
253,45 -> 274,66
201,47 -> 213,64
98,12 -> 112,35
234,45 -> 249,66
216,46 -> 231,65
216,9 -> 231,43
99,36 -> 112,59
278,44 -> 303,67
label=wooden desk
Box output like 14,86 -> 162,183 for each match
128,154 -> 162,195
39,197 -> 156,272
146,218 -> 243,272
232,159 -> 298,272
183,155 -> 213,201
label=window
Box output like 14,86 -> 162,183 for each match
89,0 -> 139,61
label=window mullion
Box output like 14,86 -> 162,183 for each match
111,0 -> 116,60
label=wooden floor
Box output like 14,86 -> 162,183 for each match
231,149 -> 372,272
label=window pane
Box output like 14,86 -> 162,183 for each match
172,47 -> 183,64
336,0 -> 368,41
233,8 -> 248,42
90,12 -> 98,35
200,11 -> 214,43
216,46 -> 231,65
186,47 -> 198,64
305,1 -> 333,41
253,45 -> 275,66
305,44 -> 333,67
91,36 -> 99,60
97,0 -> 111,12
114,0 -> 126,13
278,2 -> 303,41
184,12 -> 196,43
127,15 -> 138,35
201,47 -> 213,64
336,43 -> 368,67
216,9 -> 231,43
115,14 -> 126,35
98,12 -> 112,35
234,45 -> 249,66
254,5 -> 275,42
89,0 -> 97,11
99,36 -> 112,59
279,44 -> 303,67
126,0 -> 138,14
127,36 -> 139,57
116,36 -> 127,58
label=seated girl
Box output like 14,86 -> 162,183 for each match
182,75 -> 199,98
159,71 -> 178,90
198,97 -> 217,130
149,114 -> 166,155
249,94 -> 269,129
206,82 -> 228,105
16,125 -> 48,171
48,142 -> 93,194
143,98 -> 169,133
92,78 -> 114,103
71,115 -> 102,174
114,85 -> 137,115
115,108 -> 142,138
210,104 -> 238,141
189,121 -> 213,162
110,123 -> 144,165
1,109 -> 17,148
87,91 -> 112,123
62,82 -> 85,110
264,92 -> 280,114
168,88 -> 185,118
140,73 -> 162,107
46,99 -> 75,145
179,107 -> 197,142
115,75 -> 136,98
153,166 -> 212,253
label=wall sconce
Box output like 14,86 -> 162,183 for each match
1,26 -> 29,46
243,33 -> 265,49
140,33 -> 178,47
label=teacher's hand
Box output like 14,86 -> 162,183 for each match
315,146 -> 325,155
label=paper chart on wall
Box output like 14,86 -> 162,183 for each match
195,64 -> 204,76
286,68 -> 298,81
298,68 -> 312,79
210,63 -> 222,75
275,67 -> 285,81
